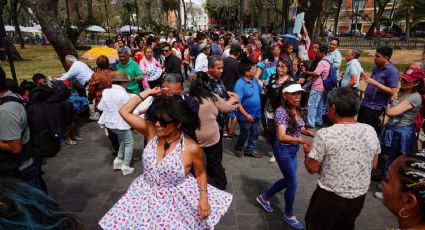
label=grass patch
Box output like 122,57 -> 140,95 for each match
0,45 -> 96,82
341,59 -> 409,73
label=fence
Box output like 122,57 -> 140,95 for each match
337,37 -> 425,50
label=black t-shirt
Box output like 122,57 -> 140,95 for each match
164,55 -> 182,74
221,57 -> 239,92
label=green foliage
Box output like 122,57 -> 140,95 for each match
393,0 -> 425,23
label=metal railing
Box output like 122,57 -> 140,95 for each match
337,37 -> 425,50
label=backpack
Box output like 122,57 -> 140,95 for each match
320,59 -> 338,92
1,87 -> 73,159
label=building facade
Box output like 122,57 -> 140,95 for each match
326,0 -> 403,34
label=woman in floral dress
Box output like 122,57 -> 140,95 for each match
99,88 -> 232,229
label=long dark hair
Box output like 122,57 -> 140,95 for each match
262,45 -> 274,63
189,72 -> 217,104
280,81 -> 303,133
146,96 -> 200,140
276,58 -> 293,78
0,178 -> 86,230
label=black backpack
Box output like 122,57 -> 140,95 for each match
1,87 -> 73,159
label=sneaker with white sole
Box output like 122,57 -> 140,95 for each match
268,156 -> 276,163
374,191 -> 383,200
256,195 -> 273,212
113,157 -> 123,170
121,164 -> 134,175
282,215 -> 304,229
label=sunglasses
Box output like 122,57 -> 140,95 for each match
153,118 -> 175,128
162,49 -> 170,53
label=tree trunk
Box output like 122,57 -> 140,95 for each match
366,0 -> 390,37
239,0 -> 244,34
405,4 -> 412,40
10,0 -> 25,49
333,0 -> 343,35
135,0 -> 139,33
0,0 -> 19,83
32,0 -> 78,70
300,0 -> 324,38
181,0 -> 187,31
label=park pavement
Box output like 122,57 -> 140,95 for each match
43,121 -> 398,230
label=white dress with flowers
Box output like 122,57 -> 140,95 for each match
99,134 -> 233,229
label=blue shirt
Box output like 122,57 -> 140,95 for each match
341,59 -> 362,88
234,77 -> 261,121
361,63 -> 400,111
256,60 -> 276,81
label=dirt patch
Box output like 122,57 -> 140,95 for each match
359,49 -> 423,64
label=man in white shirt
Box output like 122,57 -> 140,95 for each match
304,87 -> 380,230
58,55 -> 93,86
340,49 -> 363,89
98,71 -> 134,176
194,43 -> 210,73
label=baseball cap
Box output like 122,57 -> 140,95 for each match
401,67 -> 425,82
282,84 -> 304,93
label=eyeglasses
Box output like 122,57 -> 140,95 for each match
162,49 -> 170,53
153,118 -> 175,128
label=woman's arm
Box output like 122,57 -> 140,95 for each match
191,143 -> 211,220
119,87 -> 161,137
216,95 -> 238,113
301,127 -> 315,138
385,100 -> 414,117
277,125 -> 308,144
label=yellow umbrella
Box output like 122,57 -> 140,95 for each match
82,47 -> 118,60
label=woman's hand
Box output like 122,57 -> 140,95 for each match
198,194 -> 211,220
303,142 -> 312,154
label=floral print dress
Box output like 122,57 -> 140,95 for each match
99,134 -> 233,229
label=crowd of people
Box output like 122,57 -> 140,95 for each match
0,24 -> 425,229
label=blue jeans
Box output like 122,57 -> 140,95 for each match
307,89 -> 325,127
111,129 -> 134,166
234,119 -> 261,155
263,143 -> 299,216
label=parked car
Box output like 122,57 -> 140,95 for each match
339,30 -> 364,37
413,30 -> 425,37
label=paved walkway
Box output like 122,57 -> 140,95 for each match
44,122 -> 397,230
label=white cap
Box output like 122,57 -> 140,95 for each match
282,84 -> 304,93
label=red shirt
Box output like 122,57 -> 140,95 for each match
252,49 -> 261,64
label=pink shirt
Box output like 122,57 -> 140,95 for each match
312,59 -> 330,92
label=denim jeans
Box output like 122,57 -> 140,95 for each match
111,129 -> 134,166
263,143 -> 299,216
307,89 -> 325,127
234,119 -> 261,155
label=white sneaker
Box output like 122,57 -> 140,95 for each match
268,156 -> 276,163
374,191 -> 383,200
113,157 -> 123,170
121,164 -> 134,176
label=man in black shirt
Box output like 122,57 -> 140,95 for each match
162,43 -> 181,74
221,44 -> 241,92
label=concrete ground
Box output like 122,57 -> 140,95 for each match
43,121 -> 398,230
